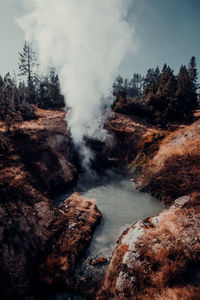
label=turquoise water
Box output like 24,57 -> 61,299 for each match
78,171 -> 164,259
49,171 -> 164,300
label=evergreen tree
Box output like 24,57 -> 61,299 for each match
113,75 -> 124,96
48,68 -> 65,108
132,73 -> 143,90
175,61 -> 198,119
38,76 -> 50,108
128,73 -> 143,97
36,68 -> 65,109
113,77 -> 129,99
175,65 -> 190,118
0,72 -> 35,125
144,65 -> 177,123
176,65 -> 189,96
143,67 -> 160,95
188,56 -> 198,91
16,81 -> 35,121
187,56 -> 199,110
0,74 -> 22,129
156,65 -> 177,97
18,42 -> 38,85
18,42 -> 38,103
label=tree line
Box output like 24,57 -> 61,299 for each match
0,41 -> 65,130
1,42 -> 199,130
113,56 -> 199,126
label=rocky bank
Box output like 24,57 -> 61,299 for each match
1,108 -> 200,300
0,108 -> 101,300
106,112 -> 200,204
97,112 -> 200,299
97,194 -> 200,299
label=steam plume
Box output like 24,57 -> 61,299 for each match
18,0 -> 135,164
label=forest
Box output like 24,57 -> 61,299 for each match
0,42 -> 65,130
113,56 -> 199,126
0,41 -> 199,130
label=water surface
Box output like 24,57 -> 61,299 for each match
51,171 -> 164,299
74,171 -> 164,258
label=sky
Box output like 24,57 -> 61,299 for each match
0,0 -> 200,78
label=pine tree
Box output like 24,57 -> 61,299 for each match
188,56 -> 198,91
19,42 -> 38,85
143,67 -> 160,95
38,76 -> 50,108
48,68 -> 65,108
144,65 -> 177,123
176,65 -> 190,118
0,74 -> 22,129
176,65 -> 189,96
18,42 -> 38,103
128,73 -> 143,97
187,56 -> 199,110
36,68 -> 65,109
113,75 -> 124,96
156,65 -> 177,99
175,61 -> 199,120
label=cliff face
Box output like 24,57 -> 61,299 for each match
97,194 -> 200,300
0,109 -> 101,300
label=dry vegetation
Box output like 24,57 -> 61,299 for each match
97,194 -> 200,300
131,119 -> 200,204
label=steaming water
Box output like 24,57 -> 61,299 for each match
50,171 -> 164,300
76,171 -> 164,258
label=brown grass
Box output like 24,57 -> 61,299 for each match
129,130 -> 166,174
153,286 -> 200,300
141,153 -> 200,204
150,120 -> 200,172
132,120 -> 200,204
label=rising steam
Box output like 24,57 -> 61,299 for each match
18,0 -> 135,164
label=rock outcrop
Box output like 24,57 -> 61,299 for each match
42,192 -> 101,289
135,119 -> 200,204
97,194 -> 200,300
14,108 -> 77,193
104,112 -> 165,165
95,113 -> 200,299
0,109 -> 101,300
106,113 -> 200,205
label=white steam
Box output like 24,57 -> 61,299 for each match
18,0 -> 135,164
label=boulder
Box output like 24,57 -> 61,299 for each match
97,194 -> 200,299
42,192 -> 101,288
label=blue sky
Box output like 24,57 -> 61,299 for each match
0,0 -> 200,78
121,0 -> 200,76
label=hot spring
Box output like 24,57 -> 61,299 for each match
50,170 -> 164,300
